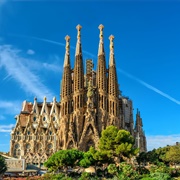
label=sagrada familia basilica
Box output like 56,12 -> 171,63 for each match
9,25 -> 147,167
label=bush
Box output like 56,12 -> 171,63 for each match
136,166 -> 150,175
78,172 -> 98,180
149,172 -> 172,180
42,173 -> 73,180
118,162 -> 139,180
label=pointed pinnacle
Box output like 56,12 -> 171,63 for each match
53,97 -> 56,102
65,35 -> 70,52
98,24 -> 104,30
98,24 -> 104,39
109,35 -> 114,51
109,34 -> 114,41
65,35 -> 70,41
76,24 -> 82,40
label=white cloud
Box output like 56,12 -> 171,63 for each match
19,55 -> 63,73
147,134 -> 180,151
0,45 -> 54,100
0,101 -> 17,108
27,49 -> 35,55
0,124 -> 14,132
0,100 -> 21,115
43,62 -> 62,72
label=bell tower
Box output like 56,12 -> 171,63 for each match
107,35 -> 120,128
96,24 -> 108,131
73,25 -> 85,143
59,35 -> 73,149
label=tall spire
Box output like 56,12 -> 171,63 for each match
109,35 -> 115,66
108,34 -> 118,98
64,35 -> 70,67
75,24 -> 82,56
98,24 -> 104,56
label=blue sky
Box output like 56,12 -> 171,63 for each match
0,0 -> 180,152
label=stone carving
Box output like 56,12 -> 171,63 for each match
9,25 -> 147,167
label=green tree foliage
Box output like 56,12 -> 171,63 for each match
141,172 -> 172,180
108,162 -> 139,180
99,126 -> 138,162
136,149 -> 159,166
139,145 -> 180,166
42,173 -> 72,180
155,146 -> 170,163
136,147 -> 171,166
118,162 -> 139,180
44,149 -> 83,173
78,172 -> 98,180
166,144 -> 180,165
79,149 -> 95,168
89,146 -> 112,166
99,125 -> 119,157
0,155 -> 7,176
107,164 -> 118,177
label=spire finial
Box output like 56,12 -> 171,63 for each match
98,24 -> 104,56
109,34 -> 114,50
76,24 -> 82,40
64,35 -> 70,67
65,35 -> 70,51
75,24 -> 82,56
53,97 -> 56,102
109,35 -> 115,66
98,24 -> 104,40
44,96 -> 46,102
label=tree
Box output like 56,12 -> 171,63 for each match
165,144 -> 180,166
115,129 -> 138,159
107,164 -> 118,177
136,149 -> 160,166
99,126 -> 138,162
79,149 -> 95,168
0,155 -> 7,177
44,149 -> 83,173
108,162 -> 139,180
136,152 -> 147,166
118,162 -> 139,180
156,146 -> 170,164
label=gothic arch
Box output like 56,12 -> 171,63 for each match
85,139 -> 95,151
86,124 -> 94,136
24,143 -> 31,154
67,140 -> 74,149
13,143 -> 20,157
35,142 -> 43,154
46,143 -> 53,155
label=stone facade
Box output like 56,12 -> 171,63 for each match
10,24 -> 147,167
